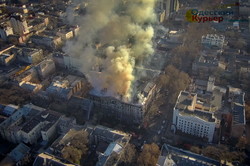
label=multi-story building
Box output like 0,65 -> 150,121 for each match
239,0 -> 250,16
87,81 -> 157,124
201,34 -> 225,48
0,25 -> 13,41
0,45 -> 16,66
172,91 -> 221,142
46,75 -> 85,101
35,59 -> 56,79
228,86 -> 246,138
157,144 -> 226,166
10,14 -> 29,35
56,27 -> 74,41
49,125 -> 131,166
33,153 -> 78,166
0,104 -> 62,144
192,54 -> 225,78
0,50 -> 15,66
30,35 -> 62,49
158,0 -> 179,20
16,47 -> 43,64
6,5 -> 29,14
27,16 -> 49,33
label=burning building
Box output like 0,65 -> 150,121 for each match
87,81 -> 158,124
64,0 -> 157,98
62,0 -> 159,124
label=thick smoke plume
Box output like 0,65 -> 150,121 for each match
64,0 -> 157,98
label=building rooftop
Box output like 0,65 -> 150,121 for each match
21,110 -> 61,133
0,104 -> 39,129
33,153 -> 78,166
195,79 -> 208,87
202,34 -> 225,40
175,91 -> 195,110
180,109 -> 215,122
157,144 -> 225,166
175,91 -> 217,123
3,104 -> 19,116
232,103 -> 245,125
8,143 -> 30,162
195,55 -> 219,67
20,47 -> 42,57
92,125 -> 127,141
21,118 -> 40,133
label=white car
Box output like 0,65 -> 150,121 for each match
162,120 -> 166,124
158,130 -> 161,135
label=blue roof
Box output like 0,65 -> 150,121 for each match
159,144 -> 224,166
8,143 -> 30,162
3,105 -> 18,116
232,103 -> 245,125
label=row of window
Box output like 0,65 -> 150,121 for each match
177,119 -> 211,137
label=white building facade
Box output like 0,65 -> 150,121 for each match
172,91 -> 219,142
173,109 -> 216,142
201,34 -> 225,48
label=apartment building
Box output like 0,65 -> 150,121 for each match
172,91 -> 221,142
0,104 -> 62,144
202,34 -> 225,48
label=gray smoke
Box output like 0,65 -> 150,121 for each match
64,0 -> 157,98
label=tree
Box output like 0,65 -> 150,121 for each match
202,146 -> 221,160
137,143 -> 160,166
69,130 -> 89,156
234,38 -> 247,49
157,74 -> 170,88
62,146 -> 82,164
202,145 -> 247,163
61,130 -> 89,165
20,154 -> 33,166
225,31 -> 237,38
0,84 -> 31,105
245,103 -> 250,122
160,65 -> 190,104
190,146 -> 201,154
236,136 -> 248,151
120,143 -> 137,166
106,153 -> 119,166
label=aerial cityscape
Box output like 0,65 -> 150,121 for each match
0,0 -> 249,165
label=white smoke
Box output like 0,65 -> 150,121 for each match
64,0 -> 157,98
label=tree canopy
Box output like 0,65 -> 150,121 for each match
137,143 -> 160,166
61,130 -> 89,165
